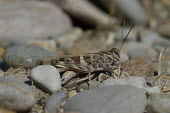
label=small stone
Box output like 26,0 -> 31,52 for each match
121,57 -> 154,77
140,29 -> 162,46
58,0 -> 115,26
6,74 -> 32,85
24,40 -> 57,54
121,42 -> 158,59
3,44 -> 54,69
44,90 -> 66,113
64,85 -> 146,113
99,0 -> 148,24
147,93 -> 170,113
31,65 -> 61,93
0,76 -> 37,112
99,76 -> 147,90
54,27 -> 83,49
128,48 -> 156,59
67,90 -> 77,99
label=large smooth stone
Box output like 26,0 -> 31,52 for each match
31,65 -> 61,93
64,85 -> 146,113
0,76 -> 37,112
0,1 -> 72,40
3,44 -> 54,69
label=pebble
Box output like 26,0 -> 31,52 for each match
147,93 -> 170,113
121,57 -> 154,77
24,40 -> 57,54
31,65 -> 61,93
6,74 -> 32,85
139,29 -> 162,46
44,90 -> 66,113
0,1 -> 72,40
58,0 -> 115,26
64,85 -> 146,113
99,0 -> 148,24
121,42 -> 158,59
3,44 -> 54,69
54,27 -> 83,49
0,76 -> 37,112
99,76 -> 147,89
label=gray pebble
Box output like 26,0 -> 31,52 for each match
44,90 -> 66,113
3,44 -> 54,69
122,42 -> 158,59
99,0 -> 148,24
147,93 -> 170,113
31,65 -> 61,93
6,74 -> 32,85
0,1 -> 72,40
0,76 -> 37,112
114,0 -> 148,24
64,85 -> 146,113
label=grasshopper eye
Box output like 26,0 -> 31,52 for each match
111,48 -> 120,58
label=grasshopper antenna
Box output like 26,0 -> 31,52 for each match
119,24 -> 134,50
121,20 -> 126,43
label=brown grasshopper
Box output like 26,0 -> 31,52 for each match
37,25 -> 134,87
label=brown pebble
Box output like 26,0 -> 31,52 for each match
121,57 -> 154,77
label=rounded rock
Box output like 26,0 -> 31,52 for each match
121,57 -> 154,77
0,76 -> 37,112
99,0 -> 148,24
148,93 -> 170,113
6,74 -> 32,85
64,85 -> 146,113
44,90 -> 66,113
0,1 -> 72,40
3,44 -> 54,69
31,65 -> 61,93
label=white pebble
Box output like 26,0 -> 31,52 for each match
31,65 -> 61,93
